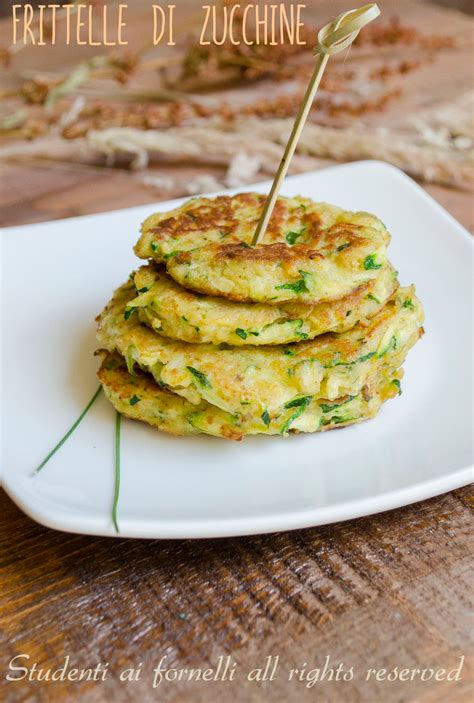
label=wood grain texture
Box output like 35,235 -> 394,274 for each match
0,487 -> 473,702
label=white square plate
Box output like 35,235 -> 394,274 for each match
1,161 -> 472,538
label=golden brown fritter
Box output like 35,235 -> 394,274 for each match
96,280 -> 424,416
98,352 -> 405,440
127,263 -> 398,346
134,193 -> 391,304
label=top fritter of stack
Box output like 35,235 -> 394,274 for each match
131,193 -> 395,346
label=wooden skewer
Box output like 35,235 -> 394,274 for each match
251,4 -> 381,246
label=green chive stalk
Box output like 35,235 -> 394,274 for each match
112,412 -> 121,534
34,386 -> 102,474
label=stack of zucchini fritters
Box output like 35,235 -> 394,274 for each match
96,193 -> 424,440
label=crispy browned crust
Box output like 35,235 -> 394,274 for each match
146,193 -> 322,246
138,194 -> 386,256
214,242 -> 324,263
136,193 -> 390,304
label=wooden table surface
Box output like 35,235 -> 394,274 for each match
1,487 -> 473,703
0,2 -> 473,702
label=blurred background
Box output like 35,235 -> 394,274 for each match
1,1 -> 473,17
0,0 -> 472,228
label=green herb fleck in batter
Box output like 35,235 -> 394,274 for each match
187,366 -> 211,388
391,379 -> 402,394
280,396 -> 312,434
363,254 -> 382,270
285,226 -> 306,245
320,396 -> 356,413
275,270 -> 311,295
366,293 -> 381,304
337,243 -> 350,252
124,307 -> 136,321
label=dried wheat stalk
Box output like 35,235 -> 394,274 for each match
1,95 -> 471,190
242,117 -> 473,189
86,125 -> 316,173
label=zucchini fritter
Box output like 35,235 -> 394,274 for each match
127,263 -> 398,346
98,353 -> 405,440
135,193 -> 391,304
96,280 -> 423,416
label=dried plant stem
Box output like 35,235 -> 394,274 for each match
139,55 -> 184,72
78,86 -> 219,107
1,114 -> 471,190
247,118 -> 473,190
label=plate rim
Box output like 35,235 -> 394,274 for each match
2,160 -> 473,539
1,159 -> 472,242
2,466 -> 472,539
